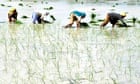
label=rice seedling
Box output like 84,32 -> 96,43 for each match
18,3 -> 23,6
1,4 -> 5,7
21,15 -> 29,19
1,21 -> 140,83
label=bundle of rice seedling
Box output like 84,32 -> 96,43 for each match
15,20 -> 23,24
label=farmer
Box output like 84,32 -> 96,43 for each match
8,7 -> 18,22
100,12 -> 127,28
65,10 -> 86,28
32,11 -> 49,24
32,10 -> 56,24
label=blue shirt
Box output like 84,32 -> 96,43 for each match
71,10 -> 86,17
32,12 -> 42,24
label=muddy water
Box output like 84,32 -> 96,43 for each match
0,1 -> 140,84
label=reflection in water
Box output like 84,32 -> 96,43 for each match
8,23 -> 21,40
31,24 -> 45,33
68,29 -> 84,40
8,23 -> 18,34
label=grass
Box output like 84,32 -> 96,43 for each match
0,23 -> 139,84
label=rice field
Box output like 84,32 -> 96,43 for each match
0,1 -> 140,84
0,22 -> 139,84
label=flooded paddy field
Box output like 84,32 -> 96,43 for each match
0,1 -> 140,84
0,23 -> 139,84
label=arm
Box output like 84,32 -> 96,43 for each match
76,16 -> 82,28
15,12 -> 18,20
40,15 -> 44,20
78,16 -> 83,23
120,18 -> 127,27
79,17 -> 82,22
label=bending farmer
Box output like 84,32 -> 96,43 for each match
65,10 -> 86,28
32,11 -> 50,24
100,12 -> 127,28
8,8 -> 18,23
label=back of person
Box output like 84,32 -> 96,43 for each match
108,13 -> 122,24
71,10 -> 86,18
32,12 -> 42,24
100,12 -> 127,28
